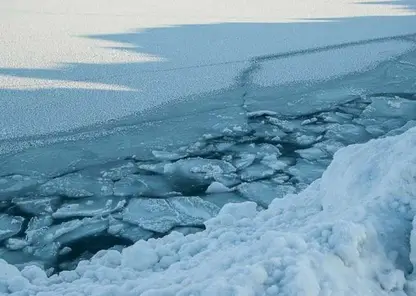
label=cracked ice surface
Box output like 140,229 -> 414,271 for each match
2,117 -> 416,295
0,48 -> 415,272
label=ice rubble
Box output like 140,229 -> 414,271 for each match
0,123 -> 415,296
0,90 -> 416,272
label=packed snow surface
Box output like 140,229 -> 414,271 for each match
1,127 -> 416,295
1,0 -> 416,139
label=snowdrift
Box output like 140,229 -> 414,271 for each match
1,127 -> 416,295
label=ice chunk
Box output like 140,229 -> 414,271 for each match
271,174 -> 291,184
113,174 -> 177,197
26,217 -> 109,262
229,143 -> 281,158
53,197 -> 126,219
164,158 -> 236,194
152,150 -> 186,161
251,123 -> 287,141
205,182 -> 231,194
137,163 -> 167,175
288,159 -> 326,185
168,196 -> 220,226
318,111 -> 353,124
122,198 -> 180,233
0,214 -> 24,241
108,218 -> 154,242
260,154 -> 289,171
240,164 -> 275,182
25,216 -> 53,244
39,173 -> 113,198
288,132 -> 318,146
0,175 -> 44,200
101,161 -> 139,181
325,123 -> 370,144
301,117 -> 318,125
13,196 -> 61,215
362,96 -> 416,120
233,153 -> 256,170
59,246 -> 72,256
265,117 -> 301,132
295,146 -> 328,161
203,192 -> 247,208
247,110 -> 278,118
212,173 -> 241,188
53,218 -> 109,246
237,182 -> 295,207
314,139 -> 345,155
6,238 -> 28,251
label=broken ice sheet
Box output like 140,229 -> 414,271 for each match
151,150 -> 186,161
295,146 -> 328,161
122,198 -> 180,233
13,196 -> 61,216
0,174 -> 45,200
237,182 -> 295,208
324,123 -> 371,144
52,196 -> 126,219
233,153 -> 256,170
168,196 -> 220,226
25,216 -> 53,244
362,96 -> 416,120
26,217 -> 109,262
108,218 -> 154,243
113,174 -> 177,197
203,192 -> 247,208
228,143 -> 281,159
53,218 -> 109,246
240,164 -> 276,182
101,161 -> 139,181
39,173 -> 113,198
0,214 -> 24,241
260,154 -> 290,171
164,157 -> 236,194
288,159 -> 327,185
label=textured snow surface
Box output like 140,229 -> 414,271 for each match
1,127 -> 416,295
1,1 -> 416,139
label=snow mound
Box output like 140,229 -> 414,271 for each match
2,128 -> 416,295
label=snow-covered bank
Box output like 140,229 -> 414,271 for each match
1,126 -> 416,295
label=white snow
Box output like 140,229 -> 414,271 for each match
1,1 -> 415,139
1,124 -> 415,295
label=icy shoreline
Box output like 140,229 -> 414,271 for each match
1,120 -> 416,295
0,47 -> 416,274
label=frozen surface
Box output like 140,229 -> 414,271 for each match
1,125 -> 416,295
1,1 -> 416,293
0,1 -> 416,139
253,40 -> 416,87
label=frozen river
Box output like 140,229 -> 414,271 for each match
1,1 -> 416,295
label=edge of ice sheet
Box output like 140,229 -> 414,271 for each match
252,39 -> 416,87
2,127 -> 416,295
